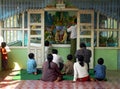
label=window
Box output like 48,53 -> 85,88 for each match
95,14 -> 119,47
1,13 -> 28,47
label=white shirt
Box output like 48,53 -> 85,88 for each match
52,54 -> 63,68
44,46 -> 52,61
45,47 -> 50,60
73,62 -> 89,81
67,25 -> 77,39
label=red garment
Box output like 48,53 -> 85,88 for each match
1,48 -> 8,60
76,76 -> 90,82
1,47 -> 8,70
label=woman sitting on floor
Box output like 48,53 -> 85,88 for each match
73,55 -> 90,82
41,54 -> 62,82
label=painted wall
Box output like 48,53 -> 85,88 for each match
8,48 -> 28,69
94,49 -> 118,70
117,50 -> 120,70
7,47 -> 70,69
56,48 -> 118,70
54,47 -> 70,63
1,47 -> 118,70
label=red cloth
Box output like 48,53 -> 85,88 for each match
76,76 -> 90,82
1,47 -> 8,70
1,48 -> 8,60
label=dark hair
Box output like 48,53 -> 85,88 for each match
45,40 -> 49,46
1,42 -> 6,48
52,49 -> 58,54
47,54 -> 53,69
67,54 -> 73,61
80,42 -> 86,48
77,55 -> 84,67
74,18 -> 77,24
98,58 -> 104,65
28,53 -> 34,59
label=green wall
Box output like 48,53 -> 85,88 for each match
94,49 -> 118,70
0,47 -> 118,70
54,47 -> 70,63
8,47 -> 70,69
8,48 -> 28,69
7,47 -> 70,69
55,48 -> 118,70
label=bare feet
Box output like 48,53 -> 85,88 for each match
34,72 -> 37,75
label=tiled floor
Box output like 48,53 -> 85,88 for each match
0,69 -> 120,89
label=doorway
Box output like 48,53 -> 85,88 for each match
28,10 -> 44,68
77,10 -> 94,68
28,9 -> 94,68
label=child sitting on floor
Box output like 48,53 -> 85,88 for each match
94,58 -> 106,81
62,54 -> 74,75
27,53 -> 37,75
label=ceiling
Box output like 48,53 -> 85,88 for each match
0,0 -> 120,21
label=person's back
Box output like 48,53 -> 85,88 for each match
41,54 -> 62,82
76,48 -> 91,63
75,42 -> 91,72
73,55 -> 89,82
27,53 -> 37,75
52,49 -> 64,70
67,18 -> 77,62
62,54 -> 74,75
94,58 -> 106,81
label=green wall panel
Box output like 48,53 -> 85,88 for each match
0,47 -> 118,70
118,50 -> 120,69
8,48 -> 28,69
94,49 -> 117,70
54,47 -> 70,63
7,47 -> 70,69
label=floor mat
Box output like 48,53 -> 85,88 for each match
12,69 -> 94,80
12,69 -> 41,80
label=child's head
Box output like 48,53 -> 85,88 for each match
80,42 -> 86,48
98,58 -> 104,65
52,49 -> 58,54
1,42 -> 6,48
74,18 -> 77,24
77,55 -> 84,62
28,53 -> 34,59
47,54 -> 53,62
67,54 -> 73,61
45,40 -> 50,46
